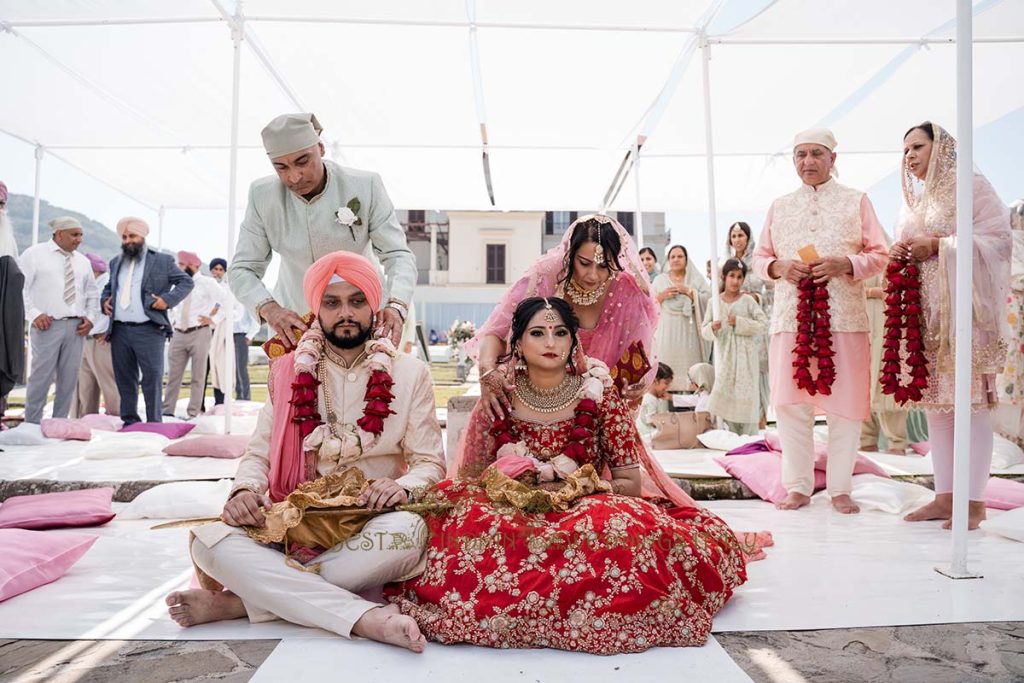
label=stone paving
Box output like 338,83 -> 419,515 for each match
3,623 -> 1022,682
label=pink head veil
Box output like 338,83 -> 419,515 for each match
465,213 -> 659,376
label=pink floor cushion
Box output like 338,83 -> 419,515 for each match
0,529 -> 97,602
163,434 -> 250,459
40,418 -> 92,441
909,442 -> 930,456
764,431 -> 890,478
78,414 -> 124,432
0,488 -> 116,530
714,453 -> 827,504
985,477 -> 1024,511
121,422 -> 195,439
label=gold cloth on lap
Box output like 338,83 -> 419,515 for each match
191,468 -> 385,589
479,464 -> 611,513
248,468 -> 372,550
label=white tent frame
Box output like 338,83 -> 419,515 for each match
4,0 -> 1012,575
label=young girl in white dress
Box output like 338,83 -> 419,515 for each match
702,259 -> 768,435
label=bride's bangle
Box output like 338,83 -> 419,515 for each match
480,367 -> 498,380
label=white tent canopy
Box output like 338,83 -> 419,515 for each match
2,0 -> 1021,215
2,0 -> 1020,574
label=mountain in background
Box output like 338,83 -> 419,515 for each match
6,192 -> 123,260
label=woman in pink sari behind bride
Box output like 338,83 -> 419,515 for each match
472,213 -> 657,416
386,297 -> 767,654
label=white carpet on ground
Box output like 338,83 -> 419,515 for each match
249,636 -> 753,682
1,501 -> 1022,643
653,448 -> 730,478
708,499 -> 1024,632
651,447 -> 1024,479
0,439 -> 241,482
0,517 -> 335,641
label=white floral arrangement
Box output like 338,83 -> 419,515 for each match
447,319 -> 477,351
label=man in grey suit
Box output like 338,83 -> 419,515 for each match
228,113 -> 416,349
102,217 -> 193,425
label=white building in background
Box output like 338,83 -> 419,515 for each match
397,209 -> 670,339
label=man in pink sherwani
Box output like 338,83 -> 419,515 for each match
752,128 -> 889,514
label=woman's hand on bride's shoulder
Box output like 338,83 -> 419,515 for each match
480,364 -> 514,420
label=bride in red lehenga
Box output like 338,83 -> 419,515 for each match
385,297 -> 769,654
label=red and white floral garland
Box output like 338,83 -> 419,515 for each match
792,277 -> 835,396
289,321 -> 397,466
489,359 -> 611,481
879,259 -> 929,404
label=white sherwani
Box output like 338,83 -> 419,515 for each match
191,352 -> 445,638
228,160 -> 417,316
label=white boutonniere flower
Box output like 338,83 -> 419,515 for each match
336,198 -> 363,239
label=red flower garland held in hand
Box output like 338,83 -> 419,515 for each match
792,277 -> 835,396
879,259 -> 929,405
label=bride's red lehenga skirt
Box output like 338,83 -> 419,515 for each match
384,480 -> 748,654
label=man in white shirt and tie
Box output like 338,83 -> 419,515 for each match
162,251 -> 224,418
18,217 -> 99,423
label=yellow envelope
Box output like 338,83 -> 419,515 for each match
797,244 -> 820,264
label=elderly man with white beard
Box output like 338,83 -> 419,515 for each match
0,181 -> 25,420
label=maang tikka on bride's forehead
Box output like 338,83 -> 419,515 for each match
542,298 -> 558,325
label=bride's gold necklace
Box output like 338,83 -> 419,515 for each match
514,373 -> 582,413
565,277 -> 609,307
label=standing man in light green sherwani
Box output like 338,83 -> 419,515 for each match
229,113 -> 416,347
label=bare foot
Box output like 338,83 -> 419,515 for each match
831,494 -> 860,514
352,604 -> 426,653
165,589 -> 246,627
860,444 -> 879,453
775,492 -> 811,510
941,501 -> 987,531
904,493 -> 953,523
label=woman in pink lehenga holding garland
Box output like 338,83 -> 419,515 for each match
891,122 -> 1012,530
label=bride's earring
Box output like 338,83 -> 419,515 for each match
515,348 -> 527,374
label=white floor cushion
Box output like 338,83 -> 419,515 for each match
992,435 -> 1024,470
82,432 -> 169,459
0,423 -> 51,446
118,479 -> 234,520
981,507 -> 1024,543
847,474 -> 933,514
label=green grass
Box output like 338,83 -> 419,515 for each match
9,361 -> 466,412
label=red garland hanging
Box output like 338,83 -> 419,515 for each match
489,398 -> 600,464
791,277 -> 835,396
289,366 -> 396,439
879,259 -> 929,405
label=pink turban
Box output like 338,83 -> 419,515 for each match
177,250 -> 201,268
85,252 -> 107,273
303,251 -> 382,315
116,216 -> 150,238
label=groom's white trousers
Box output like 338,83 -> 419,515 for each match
191,511 -> 427,637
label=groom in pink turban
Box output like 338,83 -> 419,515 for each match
168,250 -> 444,653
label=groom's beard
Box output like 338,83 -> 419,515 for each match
121,240 -> 145,260
322,316 -> 373,350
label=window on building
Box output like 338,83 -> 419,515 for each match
616,212 -> 634,235
486,244 -> 506,284
545,211 -> 578,235
405,209 -> 426,237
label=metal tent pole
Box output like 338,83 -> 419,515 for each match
700,33 -> 722,321
31,145 -> 43,246
938,0 -> 981,580
222,2 -> 244,434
